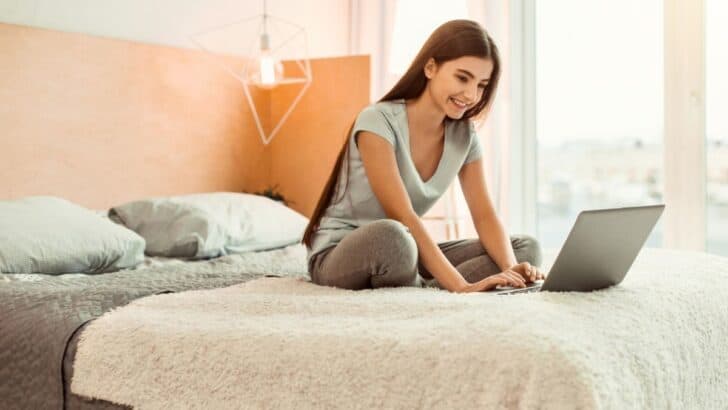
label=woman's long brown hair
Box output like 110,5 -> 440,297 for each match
301,19 -> 501,248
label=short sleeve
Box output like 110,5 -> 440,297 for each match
351,105 -> 396,147
463,121 -> 484,164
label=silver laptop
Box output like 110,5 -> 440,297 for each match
493,204 -> 665,295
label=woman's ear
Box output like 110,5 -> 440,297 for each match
424,58 -> 437,79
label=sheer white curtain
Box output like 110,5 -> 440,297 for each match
349,0 -> 515,241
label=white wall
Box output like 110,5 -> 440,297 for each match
0,0 -> 351,58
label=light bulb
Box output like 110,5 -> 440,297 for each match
257,49 -> 284,87
246,33 -> 284,89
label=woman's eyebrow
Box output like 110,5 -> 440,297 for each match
456,68 -> 490,83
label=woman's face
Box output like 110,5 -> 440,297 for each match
424,56 -> 494,120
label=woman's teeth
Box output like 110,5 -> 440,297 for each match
450,98 -> 467,109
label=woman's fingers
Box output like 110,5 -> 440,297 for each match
513,262 -> 533,282
513,262 -> 545,282
514,271 -> 527,287
504,270 -> 526,287
528,265 -> 538,281
521,263 -> 533,281
490,270 -> 528,288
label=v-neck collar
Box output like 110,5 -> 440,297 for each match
399,99 -> 450,186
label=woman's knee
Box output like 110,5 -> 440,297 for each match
314,220 -> 418,289
513,234 -> 543,266
365,219 -> 418,285
366,219 -> 416,253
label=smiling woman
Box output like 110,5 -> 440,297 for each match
301,19 -> 545,294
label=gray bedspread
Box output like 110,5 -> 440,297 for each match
0,249 -> 308,410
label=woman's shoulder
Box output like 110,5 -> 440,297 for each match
351,100 -> 406,146
357,99 -> 406,121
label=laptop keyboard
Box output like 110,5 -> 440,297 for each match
496,284 -> 543,295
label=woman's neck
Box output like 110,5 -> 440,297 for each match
405,94 -> 446,138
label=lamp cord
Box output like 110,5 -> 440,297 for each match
262,0 -> 268,35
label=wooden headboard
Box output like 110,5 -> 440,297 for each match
0,23 -> 369,217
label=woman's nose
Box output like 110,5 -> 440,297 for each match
463,85 -> 478,102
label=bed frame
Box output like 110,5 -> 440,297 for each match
0,23 -> 369,217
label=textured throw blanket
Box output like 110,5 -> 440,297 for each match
0,245 -> 307,410
72,248 -> 728,409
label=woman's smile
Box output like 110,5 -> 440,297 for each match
449,97 -> 469,110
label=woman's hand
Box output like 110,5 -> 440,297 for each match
459,269 -> 528,292
508,262 -> 546,283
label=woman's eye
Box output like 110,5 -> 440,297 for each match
478,84 -> 487,89
457,76 -> 467,82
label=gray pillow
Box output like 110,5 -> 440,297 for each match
109,192 -> 309,259
0,196 -> 145,274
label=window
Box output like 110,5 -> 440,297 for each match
534,0 -> 665,249
706,0 -> 728,256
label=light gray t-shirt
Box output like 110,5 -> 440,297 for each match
307,99 -> 484,268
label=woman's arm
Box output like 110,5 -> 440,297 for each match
357,131 -> 471,292
458,159 -> 518,271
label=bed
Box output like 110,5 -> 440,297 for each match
4,243 -> 727,409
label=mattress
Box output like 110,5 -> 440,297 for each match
68,247 -> 728,409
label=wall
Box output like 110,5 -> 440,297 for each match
0,0 -> 350,58
0,22 -> 368,217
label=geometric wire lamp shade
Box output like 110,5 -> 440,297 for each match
189,2 -> 312,145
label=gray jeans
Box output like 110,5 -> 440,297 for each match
309,219 -> 542,290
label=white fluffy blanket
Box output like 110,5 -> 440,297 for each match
71,248 -> 728,409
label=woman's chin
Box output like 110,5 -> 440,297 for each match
446,110 -> 466,120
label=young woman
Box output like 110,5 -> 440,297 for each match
302,19 -> 545,293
